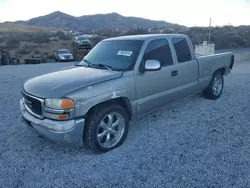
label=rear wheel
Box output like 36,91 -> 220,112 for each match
84,104 -> 129,153
203,71 -> 224,100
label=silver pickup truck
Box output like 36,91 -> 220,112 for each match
20,34 -> 234,153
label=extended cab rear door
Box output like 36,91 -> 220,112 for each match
169,37 -> 199,98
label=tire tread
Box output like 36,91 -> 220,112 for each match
203,71 -> 224,100
84,104 -> 129,154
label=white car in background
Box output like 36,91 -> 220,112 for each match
55,49 -> 74,62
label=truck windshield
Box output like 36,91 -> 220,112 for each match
78,40 -> 144,71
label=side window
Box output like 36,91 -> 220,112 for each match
143,39 -> 173,66
172,38 -> 192,63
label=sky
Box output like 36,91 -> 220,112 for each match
0,0 -> 250,27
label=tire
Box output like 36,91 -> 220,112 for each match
84,104 -> 129,154
203,71 -> 224,100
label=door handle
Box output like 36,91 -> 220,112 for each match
171,70 -> 178,77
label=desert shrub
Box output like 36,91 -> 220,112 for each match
34,36 -> 50,43
71,40 -> 76,47
56,31 -> 72,40
33,50 -> 41,54
91,36 -> 104,47
7,42 -> 20,49
17,49 -> 30,55
5,36 -> 20,49
47,54 -> 55,59
42,52 -> 49,56
8,38 -> 20,44
29,33 -> 51,43
123,28 -> 148,36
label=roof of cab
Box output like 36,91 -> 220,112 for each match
103,34 -> 188,41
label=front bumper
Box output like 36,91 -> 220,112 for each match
58,56 -> 74,61
76,43 -> 91,48
20,99 -> 85,147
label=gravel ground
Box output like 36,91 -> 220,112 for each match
0,61 -> 250,188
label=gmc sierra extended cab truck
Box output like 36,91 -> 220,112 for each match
20,34 -> 234,153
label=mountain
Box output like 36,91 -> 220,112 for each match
15,11 -> 80,30
78,12 -> 185,30
10,11 -> 185,31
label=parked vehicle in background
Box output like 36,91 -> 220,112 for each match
20,34 -> 234,154
55,49 -> 74,62
25,55 -> 45,64
75,35 -> 92,49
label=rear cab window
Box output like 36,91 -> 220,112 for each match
143,39 -> 174,67
172,37 -> 192,63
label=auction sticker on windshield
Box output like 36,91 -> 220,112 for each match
117,50 -> 133,56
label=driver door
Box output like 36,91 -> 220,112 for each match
135,38 -> 180,115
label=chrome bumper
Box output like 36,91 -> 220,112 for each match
59,57 -> 74,60
20,99 -> 85,147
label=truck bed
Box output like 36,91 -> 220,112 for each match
196,52 -> 233,89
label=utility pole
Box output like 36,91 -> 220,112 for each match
208,18 -> 211,44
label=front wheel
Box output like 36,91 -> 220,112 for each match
203,71 -> 224,100
84,104 -> 129,153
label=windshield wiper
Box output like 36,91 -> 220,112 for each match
75,59 -> 92,67
77,59 -> 113,71
96,64 -> 113,71
83,59 -> 92,67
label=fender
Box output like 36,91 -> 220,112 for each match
74,89 -> 136,118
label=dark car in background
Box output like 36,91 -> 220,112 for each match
75,36 -> 92,49
55,49 -> 74,62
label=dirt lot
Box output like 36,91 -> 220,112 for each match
0,61 -> 250,187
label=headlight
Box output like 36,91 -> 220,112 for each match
45,98 -> 74,109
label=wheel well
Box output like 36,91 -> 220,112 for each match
215,68 -> 226,75
85,97 -> 132,120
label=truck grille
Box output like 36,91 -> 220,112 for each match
22,92 -> 43,117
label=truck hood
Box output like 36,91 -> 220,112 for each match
23,66 -> 122,98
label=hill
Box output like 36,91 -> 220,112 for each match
12,11 -> 186,30
15,11 -> 80,30
0,23 -> 64,33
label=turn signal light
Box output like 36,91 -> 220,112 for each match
58,114 -> 69,120
44,112 -> 70,121
61,99 -> 74,109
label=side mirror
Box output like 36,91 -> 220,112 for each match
144,60 -> 161,71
